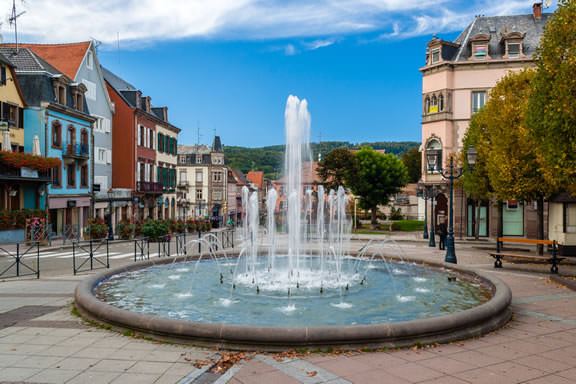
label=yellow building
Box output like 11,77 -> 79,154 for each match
0,52 -> 26,151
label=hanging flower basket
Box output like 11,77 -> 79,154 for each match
0,152 -> 61,171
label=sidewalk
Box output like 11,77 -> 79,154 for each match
1,242 -> 576,383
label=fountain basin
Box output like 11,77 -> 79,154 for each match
75,252 -> 512,351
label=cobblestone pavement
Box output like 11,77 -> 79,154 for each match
1,236 -> 576,383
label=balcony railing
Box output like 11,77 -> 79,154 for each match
137,181 -> 163,194
0,165 -> 50,181
63,143 -> 89,159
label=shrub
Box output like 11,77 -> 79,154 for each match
141,219 -> 170,241
116,219 -> 135,240
86,218 -> 108,239
169,220 -> 186,233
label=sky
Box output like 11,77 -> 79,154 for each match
0,0 -> 555,148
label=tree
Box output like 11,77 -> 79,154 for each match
526,0 -> 576,193
346,148 -> 408,228
460,111 -> 493,239
475,70 -> 556,250
400,147 -> 422,183
316,148 -> 357,191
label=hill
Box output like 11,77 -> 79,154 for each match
224,141 -> 420,179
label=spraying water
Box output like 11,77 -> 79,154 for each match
235,95 -> 353,293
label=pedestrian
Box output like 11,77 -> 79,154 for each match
438,218 -> 447,250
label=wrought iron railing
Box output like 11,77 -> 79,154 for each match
137,181 -> 163,193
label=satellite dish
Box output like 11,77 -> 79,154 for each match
544,0 -> 552,7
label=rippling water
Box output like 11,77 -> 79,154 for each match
96,258 -> 491,327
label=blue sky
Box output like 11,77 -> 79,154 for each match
2,0 -> 554,147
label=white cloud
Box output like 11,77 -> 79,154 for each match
0,0 -> 544,47
302,39 -> 337,51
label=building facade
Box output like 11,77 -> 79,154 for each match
420,4 -> 550,239
177,136 -> 227,222
0,52 -> 51,211
1,47 -> 94,237
14,42 -> 118,225
103,67 -> 179,222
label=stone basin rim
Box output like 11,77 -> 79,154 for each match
74,251 -> 512,351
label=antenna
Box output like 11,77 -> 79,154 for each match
9,0 -> 25,52
196,121 -> 202,146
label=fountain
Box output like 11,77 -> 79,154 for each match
75,95 -> 512,350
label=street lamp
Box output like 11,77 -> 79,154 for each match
426,147 -> 477,263
107,189 -> 114,240
426,185 -> 437,247
416,180 -> 429,239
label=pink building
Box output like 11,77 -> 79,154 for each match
421,3 -> 550,238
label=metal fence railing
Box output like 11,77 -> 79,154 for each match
156,235 -> 171,257
175,233 -> 187,256
72,239 -> 109,275
0,242 -> 40,279
133,237 -> 150,261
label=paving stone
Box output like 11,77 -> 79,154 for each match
109,372 -> 160,383
382,361 -> 444,383
66,370 -> 121,384
27,368 -> 81,383
0,367 -> 41,381
342,368 -> 411,384
90,358 -> 137,372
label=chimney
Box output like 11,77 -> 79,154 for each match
533,2 -> 542,20
162,107 -> 168,121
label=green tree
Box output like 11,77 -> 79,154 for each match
526,0 -> 576,193
460,111 -> 493,239
316,148 -> 356,190
347,148 -> 408,228
400,147 -> 422,183
477,70 -> 556,249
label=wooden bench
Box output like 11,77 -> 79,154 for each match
489,238 -> 564,274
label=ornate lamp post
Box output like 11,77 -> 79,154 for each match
107,189 -> 114,240
426,185 -> 436,247
416,180 -> 429,239
426,147 -> 477,263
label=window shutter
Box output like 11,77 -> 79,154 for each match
107,149 -> 112,164
158,133 -> 162,152
164,135 -> 169,153
157,166 -> 160,183
1,67 -> 6,85
150,131 -> 154,149
137,163 -> 141,182
137,125 -> 141,146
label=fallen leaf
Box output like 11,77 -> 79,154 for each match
307,371 -> 318,377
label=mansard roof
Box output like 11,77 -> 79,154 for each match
449,13 -> 551,61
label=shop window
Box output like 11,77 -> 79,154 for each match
564,203 -> 576,233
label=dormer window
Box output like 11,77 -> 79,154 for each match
507,43 -> 520,58
57,86 -> 66,104
500,31 -> 525,59
469,34 -> 491,61
431,48 -> 440,64
473,44 -> 488,60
